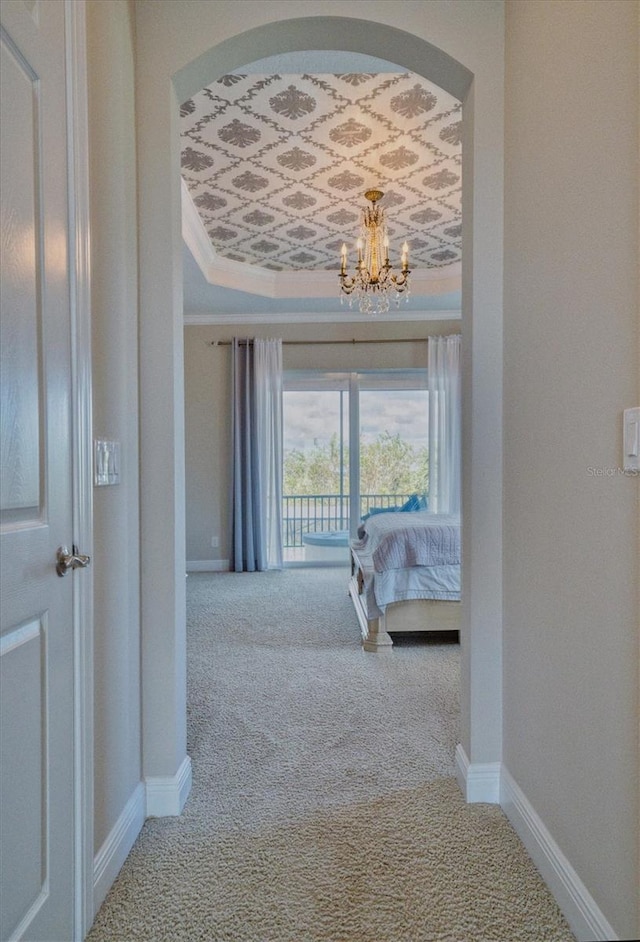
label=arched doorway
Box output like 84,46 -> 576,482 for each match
137,13 -> 504,808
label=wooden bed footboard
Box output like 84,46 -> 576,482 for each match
349,552 -> 461,652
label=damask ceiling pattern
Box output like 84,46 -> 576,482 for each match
180,73 -> 461,274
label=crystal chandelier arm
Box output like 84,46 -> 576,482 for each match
338,272 -> 357,294
390,268 -> 411,292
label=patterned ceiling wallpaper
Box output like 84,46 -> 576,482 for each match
180,73 -> 462,273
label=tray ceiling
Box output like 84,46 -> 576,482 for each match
180,71 -> 462,292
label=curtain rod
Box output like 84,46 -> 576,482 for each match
208,337 -> 437,347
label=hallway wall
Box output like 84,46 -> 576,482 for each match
86,0 -> 142,905
503,1 -> 639,937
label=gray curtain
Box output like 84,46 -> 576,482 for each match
231,338 -> 283,571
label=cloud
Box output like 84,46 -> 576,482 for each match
284,389 -> 428,451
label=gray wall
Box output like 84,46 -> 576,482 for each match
184,321 -> 460,564
503,1 -> 639,937
87,0 -> 141,862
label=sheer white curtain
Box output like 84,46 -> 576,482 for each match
231,338 -> 283,571
428,335 -> 461,514
254,339 -> 283,569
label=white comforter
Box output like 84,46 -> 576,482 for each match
351,512 -> 461,617
353,511 -> 461,571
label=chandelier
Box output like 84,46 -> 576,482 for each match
339,189 -> 410,314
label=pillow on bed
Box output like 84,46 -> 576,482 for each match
399,493 -> 428,512
362,494 -> 427,521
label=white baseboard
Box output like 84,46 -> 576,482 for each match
455,743 -> 501,803
500,765 -> 619,942
145,755 -> 192,817
187,559 -> 229,572
93,782 -> 145,913
456,751 -> 619,939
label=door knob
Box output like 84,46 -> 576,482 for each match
56,545 -> 91,577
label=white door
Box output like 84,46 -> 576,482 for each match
1,2 -> 84,939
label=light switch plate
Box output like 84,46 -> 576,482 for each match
94,439 -> 121,485
623,407 -> 639,472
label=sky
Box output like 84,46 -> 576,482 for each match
283,389 -> 428,453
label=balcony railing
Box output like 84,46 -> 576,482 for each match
282,493 -> 415,548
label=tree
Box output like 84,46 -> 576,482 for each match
360,431 -> 426,495
284,431 -> 428,498
284,433 -> 344,494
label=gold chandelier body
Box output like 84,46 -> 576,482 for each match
339,190 -> 410,315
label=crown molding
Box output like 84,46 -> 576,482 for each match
183,308 -> 461,326
181,180 -> 462,301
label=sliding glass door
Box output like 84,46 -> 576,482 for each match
282,370 -> 428,565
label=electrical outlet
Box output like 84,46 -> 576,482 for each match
211,536 -> 219,548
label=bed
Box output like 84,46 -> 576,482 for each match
348,510 -> 461,651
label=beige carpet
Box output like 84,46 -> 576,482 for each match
88,567 -> 575,942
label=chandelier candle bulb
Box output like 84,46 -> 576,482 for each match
340,243 -> 347,275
